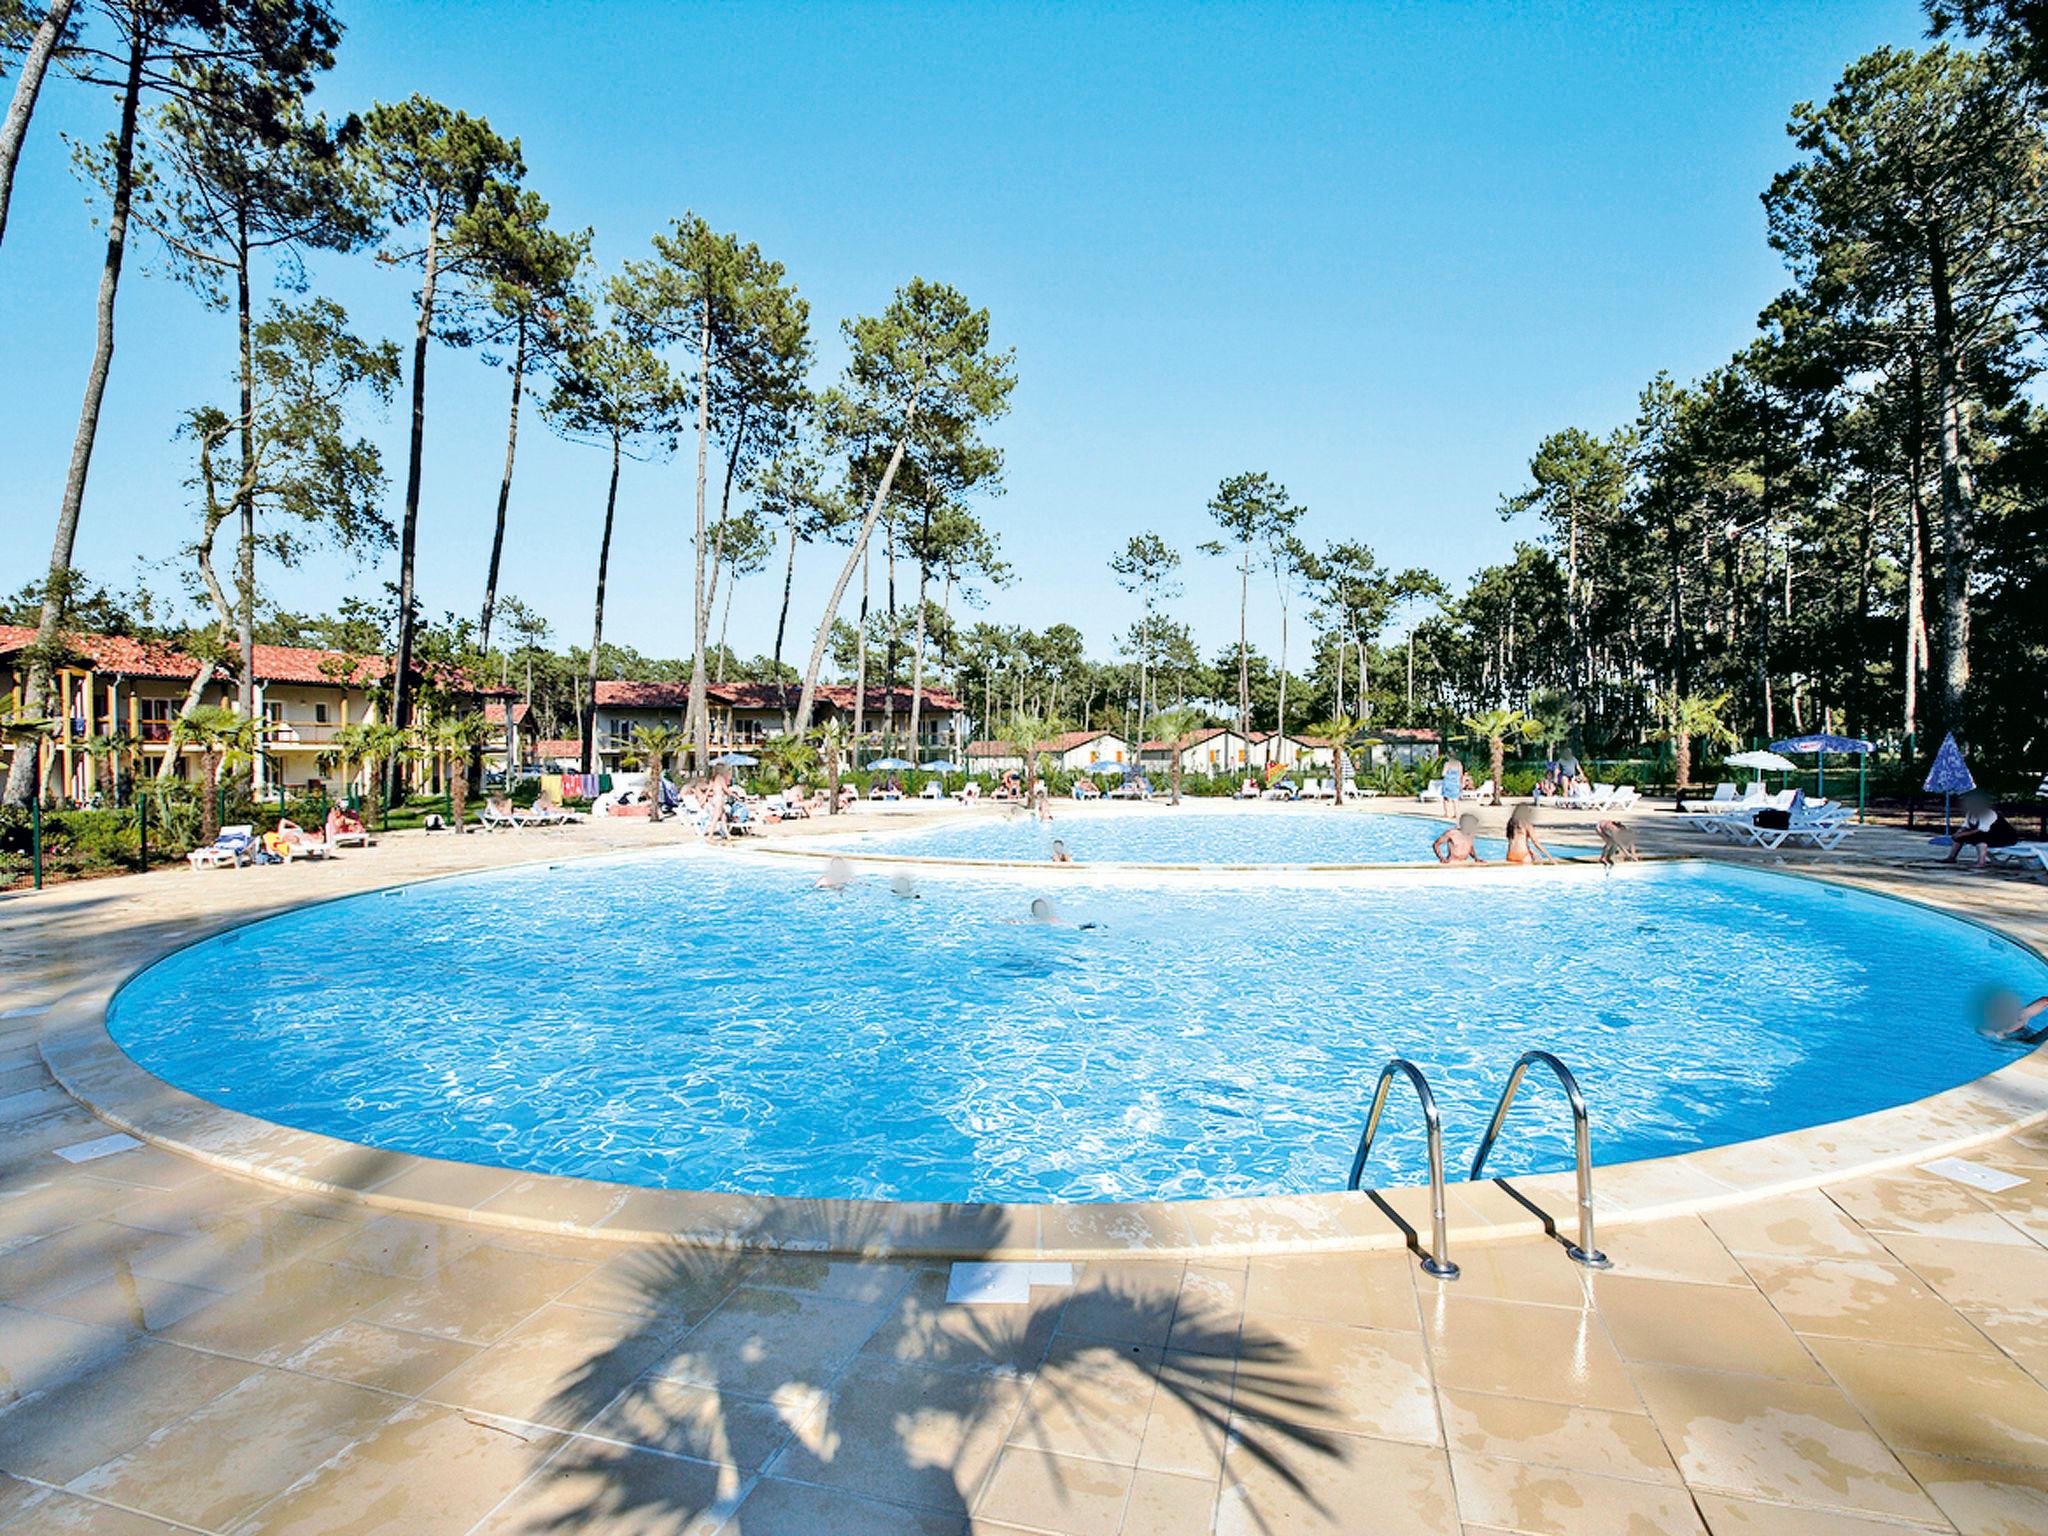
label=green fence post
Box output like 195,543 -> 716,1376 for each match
138,795 -> 149,872
31,784 -> 43,890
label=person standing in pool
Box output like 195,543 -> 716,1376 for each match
1432,813 -> 1484,863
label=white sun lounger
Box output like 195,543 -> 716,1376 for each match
1989,841 -> 2048,873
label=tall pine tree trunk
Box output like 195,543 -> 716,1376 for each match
773,518 -> 798,727
582,435 -> 622,775
685,299 -> 713,773
478,319 -> 528,652
907,559 -> 930,760
388,213 -> 442,801
235,216 -> 257,720
0,0 -> 73,248
5,23 -> 141,807
794,417 -> 914,736
1930,252 -> 1972,735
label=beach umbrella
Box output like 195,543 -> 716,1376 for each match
710,751 -> 757,767
868,756 -> 915,771
1724,749 -> 1795,781
1769,732 -> 1873,801
921,759 -> 964,774
1922,730 -> 1975,838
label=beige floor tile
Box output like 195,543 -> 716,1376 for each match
1879,1231 -> 2048,1327
1122,1467 -> 1218,1536
1897,1449 -> 2048,1536
226,1402 -> 559,1535
1216,1427 -> 1459,1536
863,1267 -> 1063,1377
1825,1173 -> 2032,1245
470,1437 -> 738,1535
359,1245 -> 595,1345
1692,1490 -> 1951,1533
975,1445 -> 1135,1536
420,1300 -> 682,1430
585,1375 -> 813,1469
742,1253 -> 920,1305
1166,1261 -> 1246,1357
1449,1449 -> 1707,1534
1231,1313 -> 1440,1445
0,1220 -> 189,1308
1741,1253 -> 1995,1354
1433,1238 -> 1596,1308
0,1481 -> 188,1534
163,1256 -> 407,1363
1598,1214 -> 1752,1287
1704,1192 -> 1891,1261
1421,1293 -> 1640,1413
1807,1334 -> 2048,1471
1631,1361 -> 1945,1525
554,1243 -> 756,1326
65,1366 -> 402,1530
0,1333 -> 257,1483
768,1354 -> 1031,1512
1135,1349 -> 1237,1479
1058,1259 -> 1185,1348
730,1476 -> 963,1536
279,1319 -> 481,1397
656,1284 -> 888,1397
1241,1249 -> 1426,1329
316,1213 -> 485,1278
38,1268 -> 227,1334
0,1302 -> 129,1410
1007,1335 -> 1160,1466
1591,1273 -> 1825,1382
1436,1387 -> 1679,1485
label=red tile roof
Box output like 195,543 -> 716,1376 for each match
1376,727 -> 1442,741
532,738 -> 582,760
483,700 -> 531,726
0,625 -> 505,694
1140,726 -> 1237,751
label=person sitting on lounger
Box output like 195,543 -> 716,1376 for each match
1432,813 -> 1484,864
1941,791 -> 2021,869
837,783 -> 858,812
1504,804 -> 1555,865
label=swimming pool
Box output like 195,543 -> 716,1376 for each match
811,802 -> 1542,865
108,853 -> 2046,1204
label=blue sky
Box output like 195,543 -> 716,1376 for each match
2,0 -> 1928,669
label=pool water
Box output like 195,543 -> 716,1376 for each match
109,852 -> 2046,1203
813,803 -> 1543,864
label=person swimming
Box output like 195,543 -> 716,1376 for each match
1432,813 -> 1483,864
817,856 -> 852,890
1051,839 -> 1073,864
889,874 -> 922,900
1026,894 -> 1102,931
1980,991 -> 2048,1043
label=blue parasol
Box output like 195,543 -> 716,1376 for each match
921,759 -> 964,774
867,756 -> 915,771
710,752 -> 757,767
1922,731 -> 1975,838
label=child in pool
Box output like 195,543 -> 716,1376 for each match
1504,804 -> 1555,865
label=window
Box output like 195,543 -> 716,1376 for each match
263,701 -> 285,723
314,703 -> 328,724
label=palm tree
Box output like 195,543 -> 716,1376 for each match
1310,714 -> 1366,806
804,720 -> 850,813
170,705 -> 259,843
1460,707 -> 1539,806
427,713 -> 497,832
84,729 -> 136,806
756,733 -> 818,798
1146,705 -> 1206,807
999,712 -> 1066,799
624,723 -> 688,823
327,720 -> 408,828
1653,690 -> 1736,799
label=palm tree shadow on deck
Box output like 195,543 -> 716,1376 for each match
508,1201 -> 1342,1534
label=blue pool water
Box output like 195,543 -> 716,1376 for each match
814,804 -> 1544,864
109,854 -> 2045,1204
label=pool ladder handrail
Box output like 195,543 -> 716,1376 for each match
1349,1058 -> 1460,1280
1469,1049 -> 1612,1269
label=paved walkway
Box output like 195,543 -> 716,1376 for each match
3,811 -> 2048,1534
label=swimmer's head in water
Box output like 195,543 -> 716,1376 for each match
889,874 -> 920,900
1029,896 -> 1058,923
817,856 -> 852,890
1457,813 -> 1479,835
1978,987 -> 2025,1038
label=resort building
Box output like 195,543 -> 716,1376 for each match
1,626 -> 395,803
965,729 -> 1132,776
1247,730 -> 1335,772
590,679 -> 969,769
1138,725 -> 1254,776
1368,726 -> 1444,768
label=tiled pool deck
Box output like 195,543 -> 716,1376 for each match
4,805 -> 2048,1533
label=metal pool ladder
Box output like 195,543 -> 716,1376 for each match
1349,1058 -> 1460,1280
1469,1050 -> 1611,1269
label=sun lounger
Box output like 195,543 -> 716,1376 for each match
1418,778 -> 1444,803
1989,841 -> 2048,873
921,781 -> 947,800
274,819 -> 332,860
481,802 -> 523,831
324,813 -> 370,847
187,825 -> 257,870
